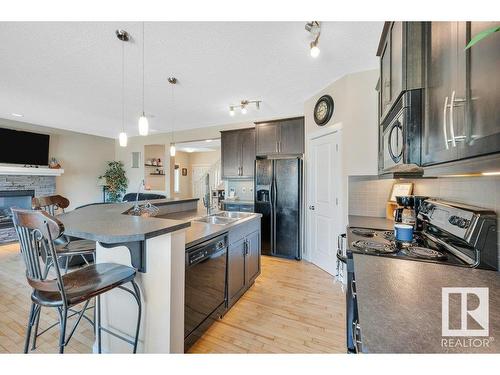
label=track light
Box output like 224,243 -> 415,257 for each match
228,99 -> 261,116
306,21 -> 321,58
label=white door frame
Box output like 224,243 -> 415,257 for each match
303,122 -> 343,264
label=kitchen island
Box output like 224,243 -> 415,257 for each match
59,198 -> 196,353
59,198 -> 262,353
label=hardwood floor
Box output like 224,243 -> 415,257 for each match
0,242 -> 345,354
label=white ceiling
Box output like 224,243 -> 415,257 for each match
0,22 -> 383,138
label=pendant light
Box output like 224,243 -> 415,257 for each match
168,77 -> 177,157
138,22 -> 149,136
116,29 -> 129,147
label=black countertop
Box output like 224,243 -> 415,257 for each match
353,253 -> 500,353
59,198 -> 194,244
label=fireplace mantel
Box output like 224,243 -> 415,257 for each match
0,165 -> 64,176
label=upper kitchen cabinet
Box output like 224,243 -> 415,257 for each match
377,22 -> 424,122
221,128 -> 256,179
422,22 -> 500,167
255,117 -> 304,156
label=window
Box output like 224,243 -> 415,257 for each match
174,164 -> 180,193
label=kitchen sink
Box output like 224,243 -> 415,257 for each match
212,211 -> 253,219
194,216 -> 237,225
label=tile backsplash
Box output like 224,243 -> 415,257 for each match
226,179 -> 254,201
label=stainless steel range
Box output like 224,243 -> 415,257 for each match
341,198 -> 497,270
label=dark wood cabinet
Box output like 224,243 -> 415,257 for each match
244,230 -> 260,285
422,22 -> 500,166
221,128 -> 255,179
462,22 -> 500,160
227,237 -> 246,303
255,117 -> 304,156
227,219 -> 261,308
378,22 -> 424,123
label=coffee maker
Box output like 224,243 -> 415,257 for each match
394,195 -> 429,230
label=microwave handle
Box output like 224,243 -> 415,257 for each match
443,96 -> 449,150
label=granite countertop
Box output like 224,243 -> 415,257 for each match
348,215 -> 394,231
59,198 -> 195,244
158,208 -> 262,248
353,254 -> 500,353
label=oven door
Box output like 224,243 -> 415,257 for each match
382,108 -> 406,171
185,239 -> 227,340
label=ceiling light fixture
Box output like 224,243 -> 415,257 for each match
168,77 -> 177,157
305,21 -> 321,58
138,22 -> 149,136
116,29 -> 129,147
228,99 -> 262,116
11,113 -> 23,117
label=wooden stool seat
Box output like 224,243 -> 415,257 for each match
31,263 -> 136,307
56,239 -> 96,256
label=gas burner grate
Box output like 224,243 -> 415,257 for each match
382,231 -> 395,241
351,228 -> 376,237
402,246 -> 448,260
352,240 -> 397,254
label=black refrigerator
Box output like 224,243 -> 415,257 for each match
254,157 -> 302,259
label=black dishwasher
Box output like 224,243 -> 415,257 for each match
184,233 -> 228,350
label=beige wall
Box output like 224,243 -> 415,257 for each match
170,151 -> 192,198
304,69 -> 379,235
189,150 -> 220,167
0,118 -> 115,209
115,121 -> 253,196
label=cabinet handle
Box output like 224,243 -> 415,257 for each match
275,141 -> 279,153
449,90 -> 457,148
443,96 -> 449,150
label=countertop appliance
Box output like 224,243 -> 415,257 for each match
339,199 -> 497,353
380,89 -> 422,175
184,233 -> 228,350
254,157 -> 302,259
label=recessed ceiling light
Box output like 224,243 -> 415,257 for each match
205,139 -> 213,143
11,113 -> 23,117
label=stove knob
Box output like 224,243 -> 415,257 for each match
448,215 -> 458,225
457,218 -> 468,229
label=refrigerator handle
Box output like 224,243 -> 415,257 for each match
271,160 -> 277,254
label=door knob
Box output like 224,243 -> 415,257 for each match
309,205 -> 315,210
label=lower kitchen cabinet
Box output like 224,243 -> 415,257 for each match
227,218 -> 261,308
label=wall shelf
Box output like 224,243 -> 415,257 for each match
0,165 -> 65,176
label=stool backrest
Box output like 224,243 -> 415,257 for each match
11,208 -> 68,305
32,195 -> 70,216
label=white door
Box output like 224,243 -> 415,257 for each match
192,165 -> 211,198
308,130 -> 342,276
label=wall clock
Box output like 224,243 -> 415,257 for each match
314,95 -> 334,126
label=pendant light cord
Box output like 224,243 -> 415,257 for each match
122,39 -> 125,132
142,22 -> 145,115
171,82 -> 175,143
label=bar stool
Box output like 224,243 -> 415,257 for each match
12,208 -> 142,353
32,195 -> 96,272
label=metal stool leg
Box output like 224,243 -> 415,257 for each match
24,303 -> 36,353
96,294 -> 102,353
31,305 -> 41,350
130,280 -> 142,353
57,307 -> 68,354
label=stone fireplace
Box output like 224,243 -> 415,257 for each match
0,175 -> 56,244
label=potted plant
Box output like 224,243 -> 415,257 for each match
99,161 -> 128,202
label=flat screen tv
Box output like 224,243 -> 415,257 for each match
0,128 -> 50,166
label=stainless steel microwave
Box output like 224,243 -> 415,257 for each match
380,89 -> 422,173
